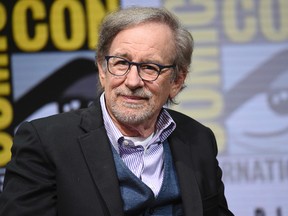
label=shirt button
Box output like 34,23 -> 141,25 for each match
123,139 -> 129,146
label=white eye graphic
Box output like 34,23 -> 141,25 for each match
268,72 -> 288,115
63,99 -> 82,112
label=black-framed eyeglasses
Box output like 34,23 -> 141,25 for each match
104,56 -> 175,81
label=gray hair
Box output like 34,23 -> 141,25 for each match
96,7 -> 194,104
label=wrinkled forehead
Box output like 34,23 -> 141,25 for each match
109,22 -> 176,62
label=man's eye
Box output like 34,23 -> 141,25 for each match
141,64 -> 158,72
114,60 -> 129,66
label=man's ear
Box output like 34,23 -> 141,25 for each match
169,71 -> 186,99
97,61 -> 106,88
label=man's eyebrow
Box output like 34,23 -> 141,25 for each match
111,52 -> 164,64
112,52 -> 130,58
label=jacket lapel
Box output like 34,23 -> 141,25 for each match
78,102 -> 124,216
169,133 -> 203,216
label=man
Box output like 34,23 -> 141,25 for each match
0,7 -> 234,216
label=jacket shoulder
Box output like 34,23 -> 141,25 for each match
20,102 -> 102,133
166,108 -> 209,131
27,109 -> 83,130
166,108 -> 216,149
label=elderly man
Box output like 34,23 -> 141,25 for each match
0,7 -> 234,216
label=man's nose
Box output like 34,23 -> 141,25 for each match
124,65 -> 144,88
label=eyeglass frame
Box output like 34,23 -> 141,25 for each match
104,55 -> 176,81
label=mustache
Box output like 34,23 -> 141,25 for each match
115,88 -> 152,99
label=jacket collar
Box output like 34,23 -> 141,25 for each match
79,98 -> 103,132
78,99 -> 125,216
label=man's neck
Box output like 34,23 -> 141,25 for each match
112,117 -> 157,138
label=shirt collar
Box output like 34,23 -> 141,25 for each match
100,93 -> 176,152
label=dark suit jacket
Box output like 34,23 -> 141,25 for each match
0,99 -> 234,216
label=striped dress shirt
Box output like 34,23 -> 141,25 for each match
100,93 -> 176,196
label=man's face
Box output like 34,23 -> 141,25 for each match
98,22 -> 185,132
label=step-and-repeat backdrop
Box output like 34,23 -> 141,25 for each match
0,0 -> 287,215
